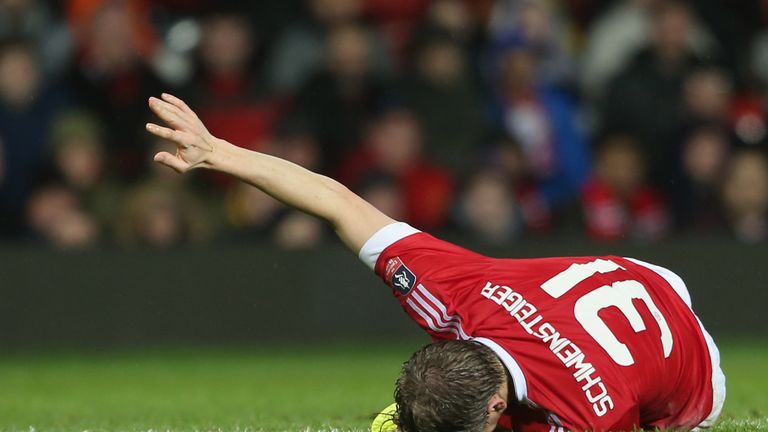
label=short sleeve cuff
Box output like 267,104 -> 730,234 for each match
358,222 -> 421,270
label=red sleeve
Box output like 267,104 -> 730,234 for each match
358,222 -> 486,341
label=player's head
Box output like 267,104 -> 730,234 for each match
394,340 -> 509,432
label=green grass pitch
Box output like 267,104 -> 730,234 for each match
0,340 -> 765,431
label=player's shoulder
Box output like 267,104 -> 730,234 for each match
359,222 -> 485,271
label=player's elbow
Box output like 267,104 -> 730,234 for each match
316,175 -> 358,224
315,173 -> 394,251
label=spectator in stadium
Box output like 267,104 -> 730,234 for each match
487,0 -> 574,87
669,125 -> 730,232
272,211 -> 325,249
265,0 -> 391,94
51,111 -> 105,191
290,23 -> 392,171
268,122 -> 322,172
116,181 -> 212,249
400,29 -> 486,176
663,68 -> 734,230
484,135 -> 551,233
424,0 -> 476,44
581,133 -> 670,242
224,181 -> 283,242
337,108 -> 454,231
455,170 -> 521,245
0,38 -> 68,235
488,35 -> 590,211
356,172 -> 405,222
580,0 -> 659,100
405,0 -> 478,61
50,109 -> 122,237
0,0 -> 72,78
682,67 -> 733,126
601,1 -> 708,185
580,0 -> 717,100
65,1 -> 164,179
26,182 -> 98,249
185,8 -> 279,161
363,0 -> 429,67
721,149 -> 768,243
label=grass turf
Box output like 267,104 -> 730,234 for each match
0,340 -> 765,431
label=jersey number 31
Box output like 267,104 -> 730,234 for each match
540,259 -> 673,366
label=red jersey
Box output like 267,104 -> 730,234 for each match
359,223 -> 721,431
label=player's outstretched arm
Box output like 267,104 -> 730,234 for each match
145,93 -> 395,253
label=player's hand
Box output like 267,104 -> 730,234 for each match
145,93 -> 218,173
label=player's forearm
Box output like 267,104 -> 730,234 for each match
210,141 -> 344,222
207,140 -> 393,251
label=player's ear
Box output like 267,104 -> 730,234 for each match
486,393 -> 507,415
484,393 -> 507,432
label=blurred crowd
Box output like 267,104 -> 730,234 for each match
1,0 -> 768,250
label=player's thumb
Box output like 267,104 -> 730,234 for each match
154,152 -> 188,173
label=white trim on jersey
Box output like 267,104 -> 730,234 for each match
358,222 -> 421,270
411,291 -> 462,336
405,298 -> 462,339
626,257 -> 726,428
626,258 -> 692,306
405,284 -> 470,340
413,284 -> 471,339
415,284 -> 471,340
473,337 -> 529,402
548,413 -> 566,429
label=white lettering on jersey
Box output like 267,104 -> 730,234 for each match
481,281 -> 614,417
574,281 -> 673,366
542,259 -> 674,366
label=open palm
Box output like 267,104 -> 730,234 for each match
145,93 -> 218,172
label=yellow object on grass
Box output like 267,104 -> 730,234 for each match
371,402 -> 398,432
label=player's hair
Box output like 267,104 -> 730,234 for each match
393,340 -> 506,432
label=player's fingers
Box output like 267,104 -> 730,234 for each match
153,151 -> 189,173
145,123 -> 194,148
145,122 -> 174,139
147,123 -> 200,149
161,92 -> 196,117
149,97 -> 186,125
160,93 -> 210,135
149,97 -> 193,130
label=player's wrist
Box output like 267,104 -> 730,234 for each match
204,137 -> 240,172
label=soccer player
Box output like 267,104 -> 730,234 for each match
146,94 -> 725,432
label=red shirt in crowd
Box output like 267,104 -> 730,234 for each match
338,148 -> 455,230
581,178 -> 670,242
